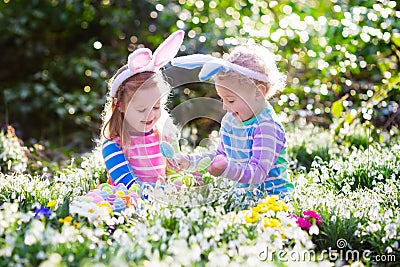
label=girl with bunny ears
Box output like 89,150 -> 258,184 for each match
101,30 -> 183,189
172,44 -> 294,198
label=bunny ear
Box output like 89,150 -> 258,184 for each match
127,48 -> 153,72
199,59 -> 230,81
152,30 -> 185,68
171,54 -> 216,69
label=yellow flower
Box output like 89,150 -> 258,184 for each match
263,217 -> 282,228
278,201 -> 289,212
259,196 -> 289,212
58,216 -> 73,224
47,200 -> 57,209
265,195 -> 279,203
63,216 -> 73,223
244,210 -> 260,223
253,202 -> 270,213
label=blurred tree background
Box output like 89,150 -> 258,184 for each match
0,0 -> 399,154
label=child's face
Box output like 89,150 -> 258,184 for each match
123,85 -> 162,133
215,76 -> 263,122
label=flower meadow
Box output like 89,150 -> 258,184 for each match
0,123 -> 399,266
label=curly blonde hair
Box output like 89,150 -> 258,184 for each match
216,45 -> 287,99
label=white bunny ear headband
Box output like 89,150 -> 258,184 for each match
110,30 -> 185,97
171,54 -> 268,83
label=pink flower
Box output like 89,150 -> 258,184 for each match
303,210 -> 322,226
296,217 -> 312,230
290,210 -> 323,230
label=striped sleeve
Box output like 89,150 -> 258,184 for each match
221,120 -> 285,184
102,139 -> 141,189
188,150 -> 218,170
188,130 -> 226,170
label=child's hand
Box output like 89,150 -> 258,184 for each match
167,153 -> 190,171
208,155 -> 228,177
192,171 -> 205,186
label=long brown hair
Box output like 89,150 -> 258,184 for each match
101,70 -> 158,147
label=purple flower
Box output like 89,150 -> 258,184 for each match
34,206 -> 53,219
303,210 -> 322,226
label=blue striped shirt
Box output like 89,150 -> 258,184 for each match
102,139 -> 141,189
191,103 -> 293,195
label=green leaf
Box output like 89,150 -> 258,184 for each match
392,33 -> 400,48
331,100 -> 343,117
58,196 -> 70,218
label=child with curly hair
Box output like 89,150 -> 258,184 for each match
172,44 -> 294,197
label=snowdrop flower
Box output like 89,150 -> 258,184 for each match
383,223 -> 397,239
172,208 -> 184,219
178,222 -> 189,239
309,224 -> 319,235
207,250 -> 230,267
163,208 -> 171,219
187,208 -> 200,221
384,209 -> 393,219
188,235 -> 197,245
200,238 -> 210,251
366,223 -> 381,233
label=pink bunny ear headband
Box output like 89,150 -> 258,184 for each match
171,54 -> 268,83
110,30 -> 185,98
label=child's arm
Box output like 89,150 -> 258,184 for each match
169,121 -> 226,171
182,129 -> 226,170
170,143 -> 221,171
213,121 -> 285,184
102,139 -> 142,188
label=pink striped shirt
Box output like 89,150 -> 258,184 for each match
116,130 -> 166,183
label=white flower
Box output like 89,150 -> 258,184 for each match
208,250 -> 230,267
24,220 -> 45,246
187,208 -> 200,221
366,223 -> 381,233
36,251 -> 46,260
172,208 -> 184,219
200,239 -> 210,251
163,208 -> 171,219
188,235 -> 197,245
178,222 -> 189,239
309,224 -> 319,235
384,223 -> 397,239
385,246 -> 393,254
384,209 -> 394,219
24,234 -> 37,246
203,227 -> 211,238
38,253 -> 62,267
